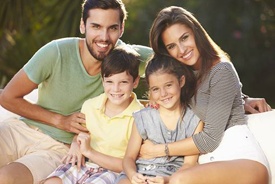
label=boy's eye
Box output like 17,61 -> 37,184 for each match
151,88 -> 159,92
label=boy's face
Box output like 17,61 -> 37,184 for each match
80,8 -> 124,61
103,71 -> 139,107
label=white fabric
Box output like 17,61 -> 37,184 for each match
247,110 -> 275,184
199,124 -> 271,183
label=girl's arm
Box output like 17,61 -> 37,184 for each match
77,132 -> 123,173
123,122 -> 147,183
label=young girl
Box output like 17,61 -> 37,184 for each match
42,46 -> 144,184
116,55 -> 203,184
140,6 -> 270,184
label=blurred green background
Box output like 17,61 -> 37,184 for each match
0,0 -> 274,106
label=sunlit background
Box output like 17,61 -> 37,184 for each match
0,0 -> 274,106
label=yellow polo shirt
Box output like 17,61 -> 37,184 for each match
81,92 -> 144,158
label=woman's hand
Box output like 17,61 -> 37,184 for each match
139,140 -> 164,159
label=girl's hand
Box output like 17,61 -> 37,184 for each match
131,173 -> 147,184
146,176 -> 166,184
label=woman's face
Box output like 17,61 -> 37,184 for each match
161,23 -> 201,70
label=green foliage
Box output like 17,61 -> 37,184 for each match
0,0 -> 274,106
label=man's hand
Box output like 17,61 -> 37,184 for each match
244,97 -> 272,114
55,112 -> 88,134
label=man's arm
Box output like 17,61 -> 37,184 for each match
0,69 -> 87,134
242,94 -> 272,114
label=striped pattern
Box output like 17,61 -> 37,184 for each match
45,163 -> 118,184
190,61 -> 246,153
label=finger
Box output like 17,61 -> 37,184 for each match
77,112 -> 86,120
65,154 -> 72,164
81,156 -> 86,167
61,155 -> 68,163
70,155 -> 78,167
267,104 -> 272,111
244,104 -> 259,114
77,156 -> 82,171
75,123 -> 89,132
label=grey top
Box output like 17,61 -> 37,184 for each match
133,107 -> 200,176
191,61 -> 246,153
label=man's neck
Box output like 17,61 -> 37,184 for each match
79,39 -> 101,76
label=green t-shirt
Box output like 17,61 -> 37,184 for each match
22,37 -> 153,144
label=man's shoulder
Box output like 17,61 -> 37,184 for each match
52,37 -> 80,46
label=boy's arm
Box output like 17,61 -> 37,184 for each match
77,132 -> 124,173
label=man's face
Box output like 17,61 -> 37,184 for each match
83,8 -> 123,61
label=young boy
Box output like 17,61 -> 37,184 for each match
42,46 -> 144,184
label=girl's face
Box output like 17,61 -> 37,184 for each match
161,23 -> 201,70
148,71 -> 185,111
103,71 -> 139,108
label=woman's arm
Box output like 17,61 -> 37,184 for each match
139,121 -> 202,159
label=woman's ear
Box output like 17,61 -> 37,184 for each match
80,18 -> 85,34
180,75 -> 186,88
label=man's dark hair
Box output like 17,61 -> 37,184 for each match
82,0 -> 127,25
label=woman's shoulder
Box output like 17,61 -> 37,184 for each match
212,60 -> 235,71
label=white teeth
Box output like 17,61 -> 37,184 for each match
162,97 -> 171,103
182,51 -> 192,59
97,43 -> 108,48
112,94 -> 122,98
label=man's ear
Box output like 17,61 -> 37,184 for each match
180,75 -> 186,88
119,22 -> 125,38
80,18 -> 85,34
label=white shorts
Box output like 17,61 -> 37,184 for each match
199,125 -> 270,174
